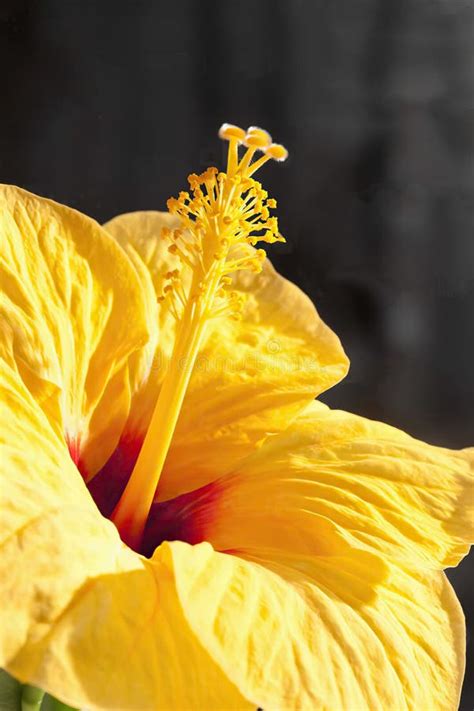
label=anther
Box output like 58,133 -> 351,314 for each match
165,269 -> 180,279
166,198 -> 179,213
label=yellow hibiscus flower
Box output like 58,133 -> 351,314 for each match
0,123 -> 472,711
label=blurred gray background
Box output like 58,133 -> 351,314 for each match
1,0 -> 473,706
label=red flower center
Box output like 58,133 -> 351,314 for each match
69,435 -> 212,556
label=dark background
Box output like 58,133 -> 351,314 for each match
1,0 -> 472,706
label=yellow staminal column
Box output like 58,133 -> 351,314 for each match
111,123 -> 287,551
112,273 -> 216,549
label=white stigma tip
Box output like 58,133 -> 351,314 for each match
265,143 -> 289,162
218,123 -> 246,142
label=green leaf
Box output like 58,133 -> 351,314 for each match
21,686 -> 44,711
0,670 -> 22,711
40,696 -> 77,711
0,673 -> 77,711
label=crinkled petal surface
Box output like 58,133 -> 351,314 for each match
0,363 -> 470,710
1,193 -> 470,711
103,211 -> 349,499
0,362 -> 252,710
166,542 -> 465,711
142,402 -> 472,709
183,401 -> 473,570
0,186 -> 152,476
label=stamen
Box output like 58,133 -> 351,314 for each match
111,122 -> 288,550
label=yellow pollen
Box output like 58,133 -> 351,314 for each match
111,123 -> 288,550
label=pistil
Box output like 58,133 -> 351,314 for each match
111,123 -> 287,551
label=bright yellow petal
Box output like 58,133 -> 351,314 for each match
0,362 -> 252,710
1,363 -> 467,709
102,211 -> 180,437
187,401 -> 472,570
104,210 -> 349,499
166,540 -> 465,711
0,186 -> 152,476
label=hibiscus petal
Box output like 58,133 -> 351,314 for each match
0,363 -> 253,710
140,398 -> 471,708
104,210 -> 349,499
0,186 -> 152,476
166,540 -> 465,711
188,402 -> 472,570
1,364 -> 467,709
